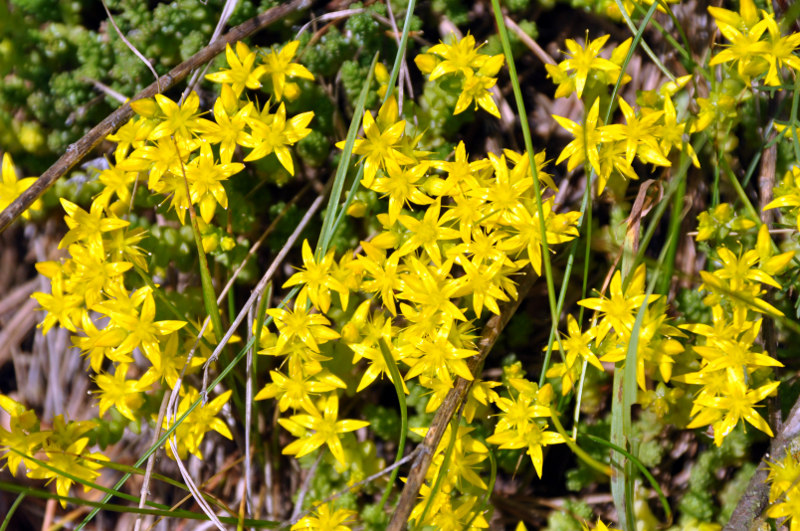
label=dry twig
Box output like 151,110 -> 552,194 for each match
387,268 -> 539,530
724,397 -> 800,529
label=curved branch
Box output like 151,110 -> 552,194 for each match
0,0 -> 311,234
723,381 -> 800,528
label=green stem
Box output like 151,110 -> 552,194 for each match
378,338 -> 408,511
490,0 -> 562,381
549,407 -> 611,477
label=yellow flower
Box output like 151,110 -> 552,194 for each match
601,97 -> 669,167
454,73 -> 501,117
708,15 -> 769,83
404,324 -> 476,382
553,98 -> 608,176
242,102 -> 314,175
282,239 -> 347,314
420,33 -> 503,81
763,15 -> 800,86
369,159 -> 433,225
255,365 -> 346,413
396,199 -> 460,265
205,41 -> 266,96
553,314 -> 602,370
266,300 -> 340,354
279,394 -> 369,465
396,256 -> 466,322
582,519 -> 622,531
291,503 -> 356,531
93,364 -> 145,422
0,153 -> 41,219
0,395 -> 50,477
195,84 -> 254,164
687,380 -> 779,446
147,92 -> 204,142
764,166 -> 800,231
58,198 -> 130,252
163,388 -> 233,459
104,287 -> 187,362
578,264 -> 657,342
27,436 -> 108,507
185,140 -> 244,223
340,96 -> 414,188
558,32 -> 620,98
260,40 -> 315,101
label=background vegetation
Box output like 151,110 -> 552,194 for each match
1,0 -> 800,529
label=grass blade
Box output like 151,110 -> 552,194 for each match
378,338 -> 409,511
317,54 -> 379,256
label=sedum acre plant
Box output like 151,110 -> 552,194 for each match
2,0 -> 800,529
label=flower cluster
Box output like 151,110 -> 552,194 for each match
0,395 -> 107,507
2,39 -> 318,504
248,37 -> 581,526
675,223 -> 792,445
546,265 -> 684,403
765,449 -> 800,528
408,424 -> 492,528
708,0 -> 800,86
543,2 -> 798,458
7,0 -> 800,527
260,91 -> 580,467
415,33 -> 505,118
548,34 -> 698,195
486,365 -> 563,478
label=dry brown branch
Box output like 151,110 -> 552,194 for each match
725,136 -> 790,529
724,395 -> 800,529
387,268 -> 539,530
503,15 -> 557,66
0,0 -> 312,234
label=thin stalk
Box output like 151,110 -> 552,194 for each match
317,54 -> 379,255
378,338 -> 409,511
173,136 -> 224,343
490,0 -> 561,382
549,407 -> 611,477
0,494 -> 24,531
584,433 -> 673,525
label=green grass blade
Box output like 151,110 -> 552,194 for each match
0,481 -> 279,526
658,162 -> 686,295
610,367 -> 632,530
549,407 -> 612,477
381,0 -> 416,104
605,0 -> 666,127
720,154 -> 760,222
584,433 -> 672,525
635,136 -> 708,270
323,0 -> 415,253
790,75 -> 800,166
613,200 -> 682,531
318,54 -> 379,256
0,493 -> 24,531
378,338 -> 409,511
613,0 -> 675,82
490,0 -> 561,376
321,0 -> 414,254
173,138 -> 224,342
